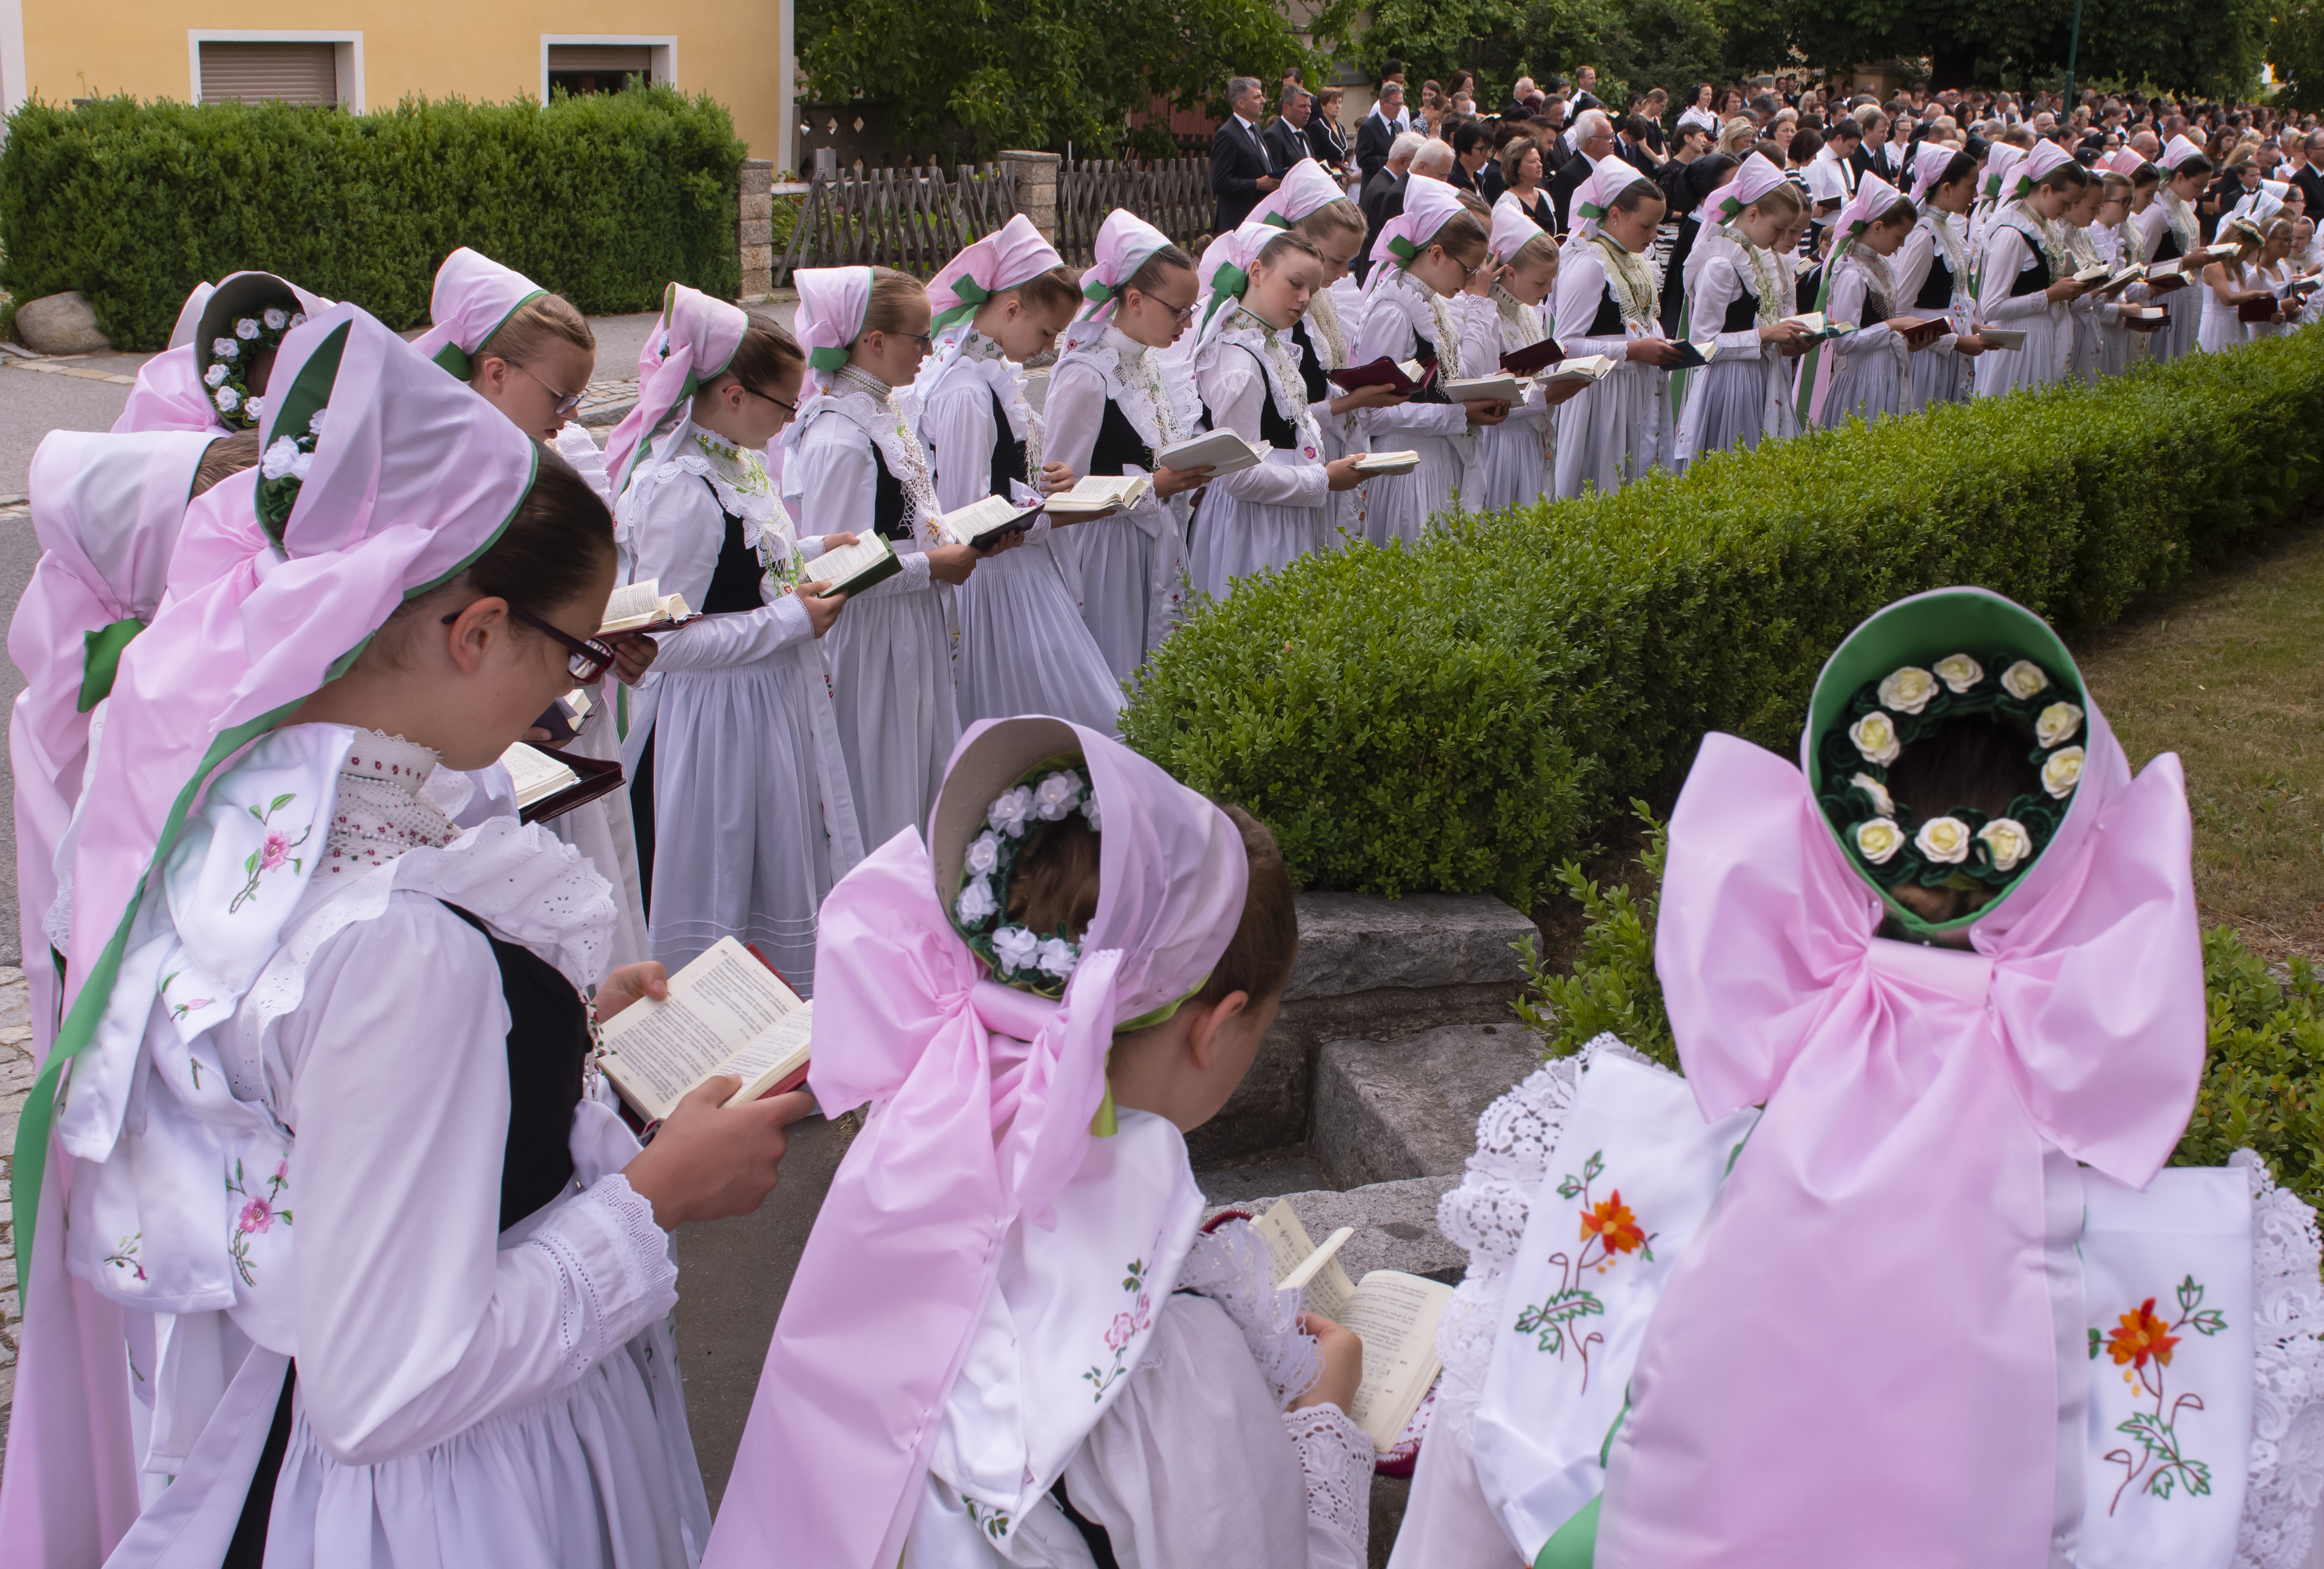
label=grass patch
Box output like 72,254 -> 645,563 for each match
2073,523 -> 2324,963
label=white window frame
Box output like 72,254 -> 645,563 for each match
188,30 -> 365,112
539,35 -> 677,104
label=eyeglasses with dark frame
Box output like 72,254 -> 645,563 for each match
438,604 -> 619,683
738,382 -> 798,414
504,359 -> 587,420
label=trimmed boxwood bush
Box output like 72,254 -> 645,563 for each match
1123,329 -> 2324,905
0,86 -> 744,349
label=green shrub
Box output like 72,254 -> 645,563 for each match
1512,837 -> 2324,1211
1123,329 -> 2324,905
0,86 -> 745,349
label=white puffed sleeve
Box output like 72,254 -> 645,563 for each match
1199,351 -> 1329,510
1350,286 -> 1470,441
284,893 -> 678,1465
1978,227 -> 2055,324
1689,256 -> 1764,357
1552,252 -> 1631,359
918,374 -> 1001,512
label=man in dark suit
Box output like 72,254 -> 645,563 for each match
1265,86 -> 1313,175
1550,109 -> 1615,233
1357,133 -> 1416,284
1355,81 -> 1408,188
1211,76 -> 1280,233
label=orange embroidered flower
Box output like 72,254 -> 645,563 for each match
2108,1299 -> 2180,1369
1580,1191 -> 1647,1255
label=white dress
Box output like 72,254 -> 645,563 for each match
2197,263 -> 2254,353
1476,288 -> 1556,509
617,416 -> 863,983
2251,260 -> 2294,340
2089,222 -> 2153,379
1552,240 -> 1668,499
1974,211 -> 2073,396
915,331 -> 1124,733
2135,195 -> 2204,362
1672,233 -> 1793,466
1299,289 -> 1373,545
61,727 -> 706,1569
1892,211 -> 1977,407
1191,309 -> 1333,598
786,367 -> 959,854
1817,253 -> 1912,426
1351,264 -> 1482,542
1044,323 -> 1197,684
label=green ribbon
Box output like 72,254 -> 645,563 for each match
1201,264 -> 1249,333
1668,292 -> 1698,430
1387,235 -> 1419,264
1080,278 -> 1119,319
431,342 -> 473,380
1263,212 -> 1292,229
1534,1498 -> 1600,1569
79,617 -> 144,712
1089,973 -> 1214,1136
1576,200 -> 1607,224
1715,194 -> 1744,224
806,345 -> 850,371
1792,236 -> 1847,429
931,277 -> 991,333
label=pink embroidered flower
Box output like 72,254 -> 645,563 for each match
1106,1312 -> 1137,1351
273,1159 -> 290,1183
238,1197 -> 275,1234
259,831 -> 292,871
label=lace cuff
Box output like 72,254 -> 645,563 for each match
522,1172 -> 678,1383
1282,1403 -> 1374,1566
1177,1218 -> 1323,1406
2234,1149 -> 2324,1568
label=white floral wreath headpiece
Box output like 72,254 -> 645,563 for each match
951,759 -> 1103,998
202,305 -> 307,432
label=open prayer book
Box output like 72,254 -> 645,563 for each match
1041,474 -> 1148,520
1155,430 -> 1268,478
1441,373 -> 1525,403
2117,304 -> 2168,324
597,936 -> 814,1122
1350,450 -> 1421,476
599,579 -> 694,635
1248,1200 -> 1453,1452
810,533 -> 902,598
1978,326 -> 2029,350
2072,262 -> 2115,285
2110,262 -> 2148,285
1535,354 -> 1619,389
1780,311 -> 1854,340
937,494 -> 1041,549
501,743 -> 623,827
1666,341 -> 1721,370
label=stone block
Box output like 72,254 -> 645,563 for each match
14,291 -> 110,355
738,218 -> 774,247
740,158 -> 775,196
1314,1024 -> 1542,1188
740,192 -> 773,222
1206,1173 -> 1463,1282
1285,892 -> 1534,1002
739,244 -> 774,272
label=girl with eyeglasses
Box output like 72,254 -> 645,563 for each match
611,285 -> 866,984
415,247 -> 655,967
1045,212 -> 1218,684
1552,162 -> 1684,500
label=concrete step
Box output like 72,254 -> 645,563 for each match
1190,892 -> 1537,1165
1205,1173 -> 1466,1284
1313,1022 -> 1545,1190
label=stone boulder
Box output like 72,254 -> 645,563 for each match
14,291 -> 111,355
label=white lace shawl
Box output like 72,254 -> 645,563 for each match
783,373 -> 944,551
1054,322 -> 1195,453
1306,289 -> 1352,371
1430,1037 -> 2324,1567
917,327 -> 1043,478
1199,309 -> 1325,452
1366,263 -> 1466,378
616,414 -> 796,567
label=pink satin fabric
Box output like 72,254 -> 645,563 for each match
1078,210 -> 1175,324
1601,718 -> 2203,1568
604,283 -> 747,493
705,717 -> 1247,1569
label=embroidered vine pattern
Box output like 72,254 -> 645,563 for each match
228,794 -> 311,914
2093,1274 -> 2229,1513
104,1232 -> 147,1282
160,970 -> 215,1027
224,1156 -> 294,1287
1592,235 -> 1662,330
1308,289 -> 1349,368
1738,239 -> 1785,327
1926,210 -> 1969,293
1082,1256 -> 1154,1402
962,1495 -> 1010,1540
1510,1149 -> 1658,1393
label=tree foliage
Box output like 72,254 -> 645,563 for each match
1784,0 -> 2266,99
1309,0 -> 1725,112
799,0 -> 1321,161
2272,0 -> 2324,112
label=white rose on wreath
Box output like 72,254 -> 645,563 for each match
955,877 -> 998,925
246,396 -> 265,420
1850,772 -> 1895,817
1034,771 -> 1081,821
261,437 -> 303,479
1855,818 -> 1906,865
988,785 -> 1035,836
263,307 -> 289,331
204,363 -> 230,388
1933,653 -> 1983,693
1978,818 -> 2032,872
308,409 -> 327,435
2001,659 -> 2050,700
2035,702 -> 2083,749
991,925 -> 1040,972
235,318 -> 261,341
1850,711 -> 1901,765
1036,937 -> 1077,978
2042,746 -> 2085,799
214,386 -> 241,413
1915,816 -> 1972,864
965,830 -> 1001,876
1877,666 -> 1939,715
212,336 -> 239,361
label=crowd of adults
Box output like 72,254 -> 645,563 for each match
1214,62 -> 2324,278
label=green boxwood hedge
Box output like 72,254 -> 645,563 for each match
1122,330 -> 2324,905
0,86 -> 745,349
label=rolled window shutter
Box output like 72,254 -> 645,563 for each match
547,45 -> 653,75
199,42 -> 336,106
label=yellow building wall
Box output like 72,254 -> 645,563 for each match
24,0 -> 793,162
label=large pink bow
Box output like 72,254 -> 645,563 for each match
1599,731 -> 2203,1568
703,830 -> 1125,1569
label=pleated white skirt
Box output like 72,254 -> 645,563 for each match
1553,365 -> 1666,500
954,530 -> 1124,732
1673,356 -> 1788,468
825,577 -> 960,857
1476,405 -> 1552,512
1362,432 -> 1475,546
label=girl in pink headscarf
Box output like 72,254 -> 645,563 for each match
1892,145 -> 1995,408
1475,203 -> 1574,508
112,271 -> 330,437
1,306 -> 810,1569
1550,162 -> 1683,501
913,217 -> 1123,732
706,717 -> 1376,1569
1671,153 -> 1811,467
1810,174 -> 1929,426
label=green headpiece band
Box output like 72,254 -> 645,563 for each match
931,277 -> 991,333
806,344 -> 851,371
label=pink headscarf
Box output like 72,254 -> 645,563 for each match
1254,156 -> 1351,228
704,715 -> 1249,1569
1194,218 -> 1283,337
1908,142 -> 1962,201
2009,139 -> 2074,202
927,214 -> 1064,331
112,272 -> 330,436
2,304 -> 540,1563
2105,149 -> 2146,177
1571,158 -> 1656,241
409,247 -> 550,377
1077,209 -> 1175,323
1833,171 -> 1907,243
1981,144 -> 2026,205
1600,587 -> 2202,1568
1712,151 -> 1790,224
1375,172 -> 1472,263
2161,133 -> 2207,172
1490,201 -> 1547,266
791,263 -> 873,384
603,282 -> 748,495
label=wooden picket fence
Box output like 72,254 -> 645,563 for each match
774,162 -> 1021,282
1056,157 -> 1214,264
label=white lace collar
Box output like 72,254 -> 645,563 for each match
1060,323 -> 1187,450
325,731 -> 457,879
790,373 -> 943,548
1922,208 -> 1969,284
1203,306 -> 1318,438
918,328 -> 1033,443
1370,264 -> 1465,376
1492,284 -> 1549,348
1305,288 -> 1350,370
